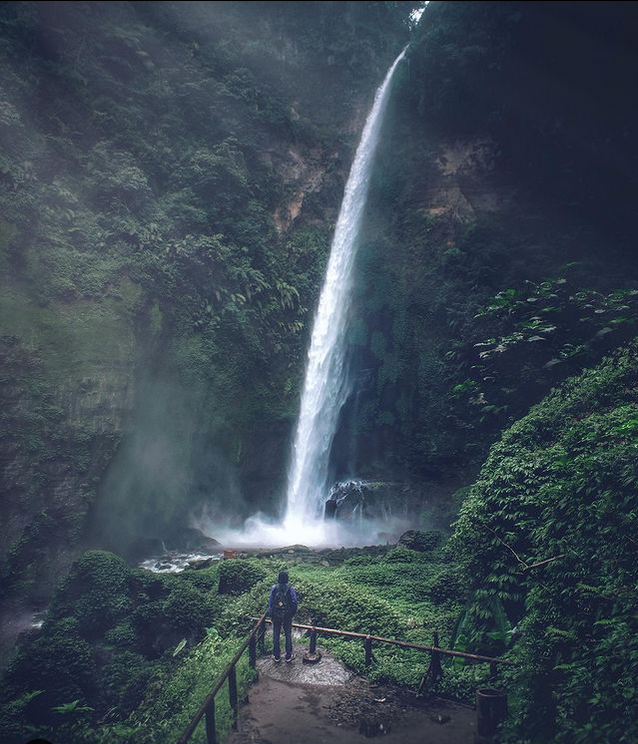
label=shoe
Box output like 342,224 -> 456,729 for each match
272,655 -> 281,663
285,654 -> 296,663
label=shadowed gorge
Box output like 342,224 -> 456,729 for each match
2,2 -> 638,743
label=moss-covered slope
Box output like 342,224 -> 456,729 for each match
452,341 -> 638,743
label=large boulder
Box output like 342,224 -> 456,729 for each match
325,480 -> 409,522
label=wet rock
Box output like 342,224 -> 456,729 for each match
164,527 -> 220,553
326,480 -> 410,523
248,544 -> 391,566
359,718 -> 391,737
258,644 -> 353,686
187,557 -> 214,570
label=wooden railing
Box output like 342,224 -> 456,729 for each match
177,614 -> 512,743
256,618 -> 514,694
176,612 -> 267,744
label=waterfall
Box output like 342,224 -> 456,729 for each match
284,49 -> 406,529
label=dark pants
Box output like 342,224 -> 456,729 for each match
272,615 -> 293,659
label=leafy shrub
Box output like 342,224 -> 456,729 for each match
383,546 -> 425,563
104,622 -> 137,650
161,583 -> 217,634
49,551 -> 132,639
342,554 -> 376,567
218,559 -> 267,595
99,651 -> 158,717
180,566 -> 220,592
428,566 -> 468,606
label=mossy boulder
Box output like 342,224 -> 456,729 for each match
49,550 -> 132,639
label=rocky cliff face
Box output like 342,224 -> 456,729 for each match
0,309 -> 135,598
333,0 -> 638,500
0,0 -> 411,603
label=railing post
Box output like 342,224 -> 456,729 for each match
310,628 -> 317,656
364,635 -> 373,666
490,661 -> 498,682
477,687 -> 508,738
431,631 -> 443,680
417,631 -> 443,697
249,633 -> 257,669
258,618 -> 266,652
205,698 -> 216,744
228,664 -> 238,730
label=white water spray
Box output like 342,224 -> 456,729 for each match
283,49 -> 406,534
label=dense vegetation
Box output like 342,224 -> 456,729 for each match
0,538 -> 480,743
453,341 -> 638,743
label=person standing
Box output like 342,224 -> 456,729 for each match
268,570 -> 298,663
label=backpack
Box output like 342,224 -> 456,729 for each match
272,583 -> 292,619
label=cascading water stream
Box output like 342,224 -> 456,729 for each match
283,49 -> 406,533
211,49 -> 407,548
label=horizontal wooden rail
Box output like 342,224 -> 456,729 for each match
252,617 -> 514,666
177,612 -> 267,744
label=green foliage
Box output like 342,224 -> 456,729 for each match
1,617 -> 97,730
51,699 -> 94,715
451,341 -> 638,743
218,559 -> 268,595
161,582 -> 217,634
126,630 -> 256,744
428,566 -> 468,606
449,276 -> 638,436
383,546 -> 424,563
49,551 -> 131,638
103,623 -> 137,650
99,651 -> 159,718
0,551 -> 224,742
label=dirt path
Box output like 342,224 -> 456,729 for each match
227,645 -> 476,744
